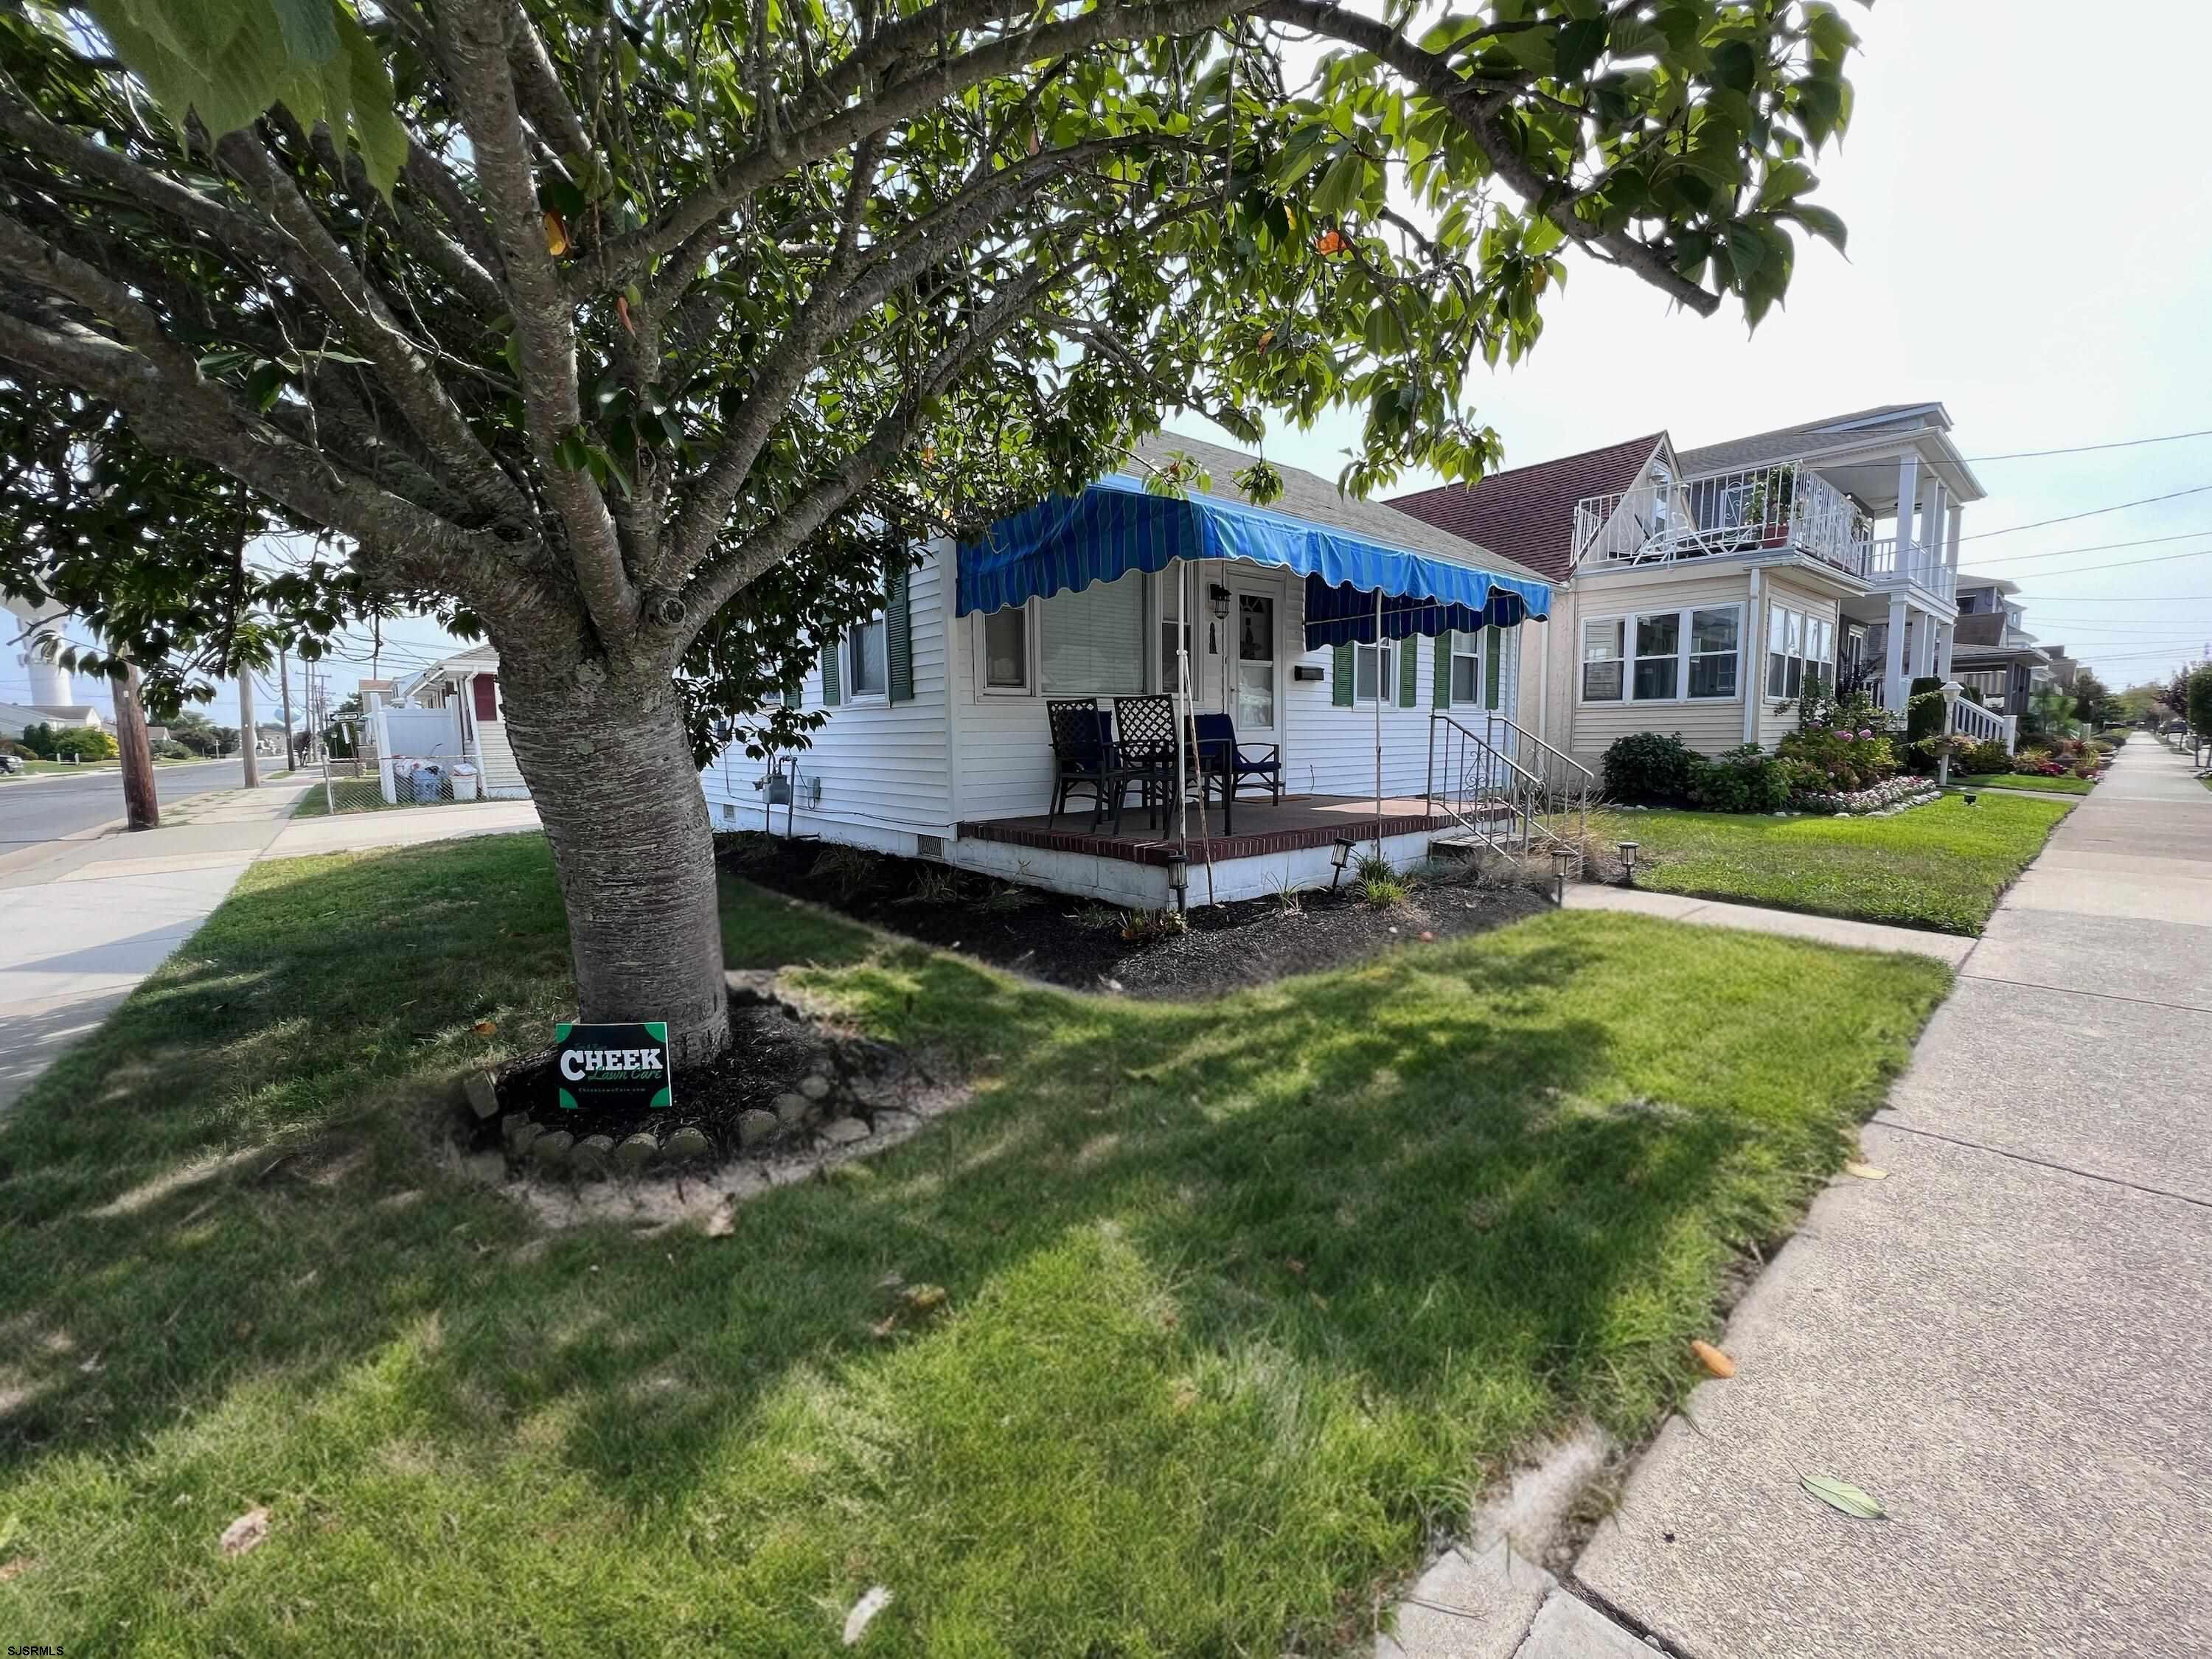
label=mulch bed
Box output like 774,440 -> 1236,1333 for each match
715,831 -> 1552,998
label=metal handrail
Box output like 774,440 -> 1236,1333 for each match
1485,712 -> 1592,854
1426,713 -> 1580,867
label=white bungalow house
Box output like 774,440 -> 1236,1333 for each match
1388,400 -> 2016,767
699,434 -> 1558,908
380,644 -> 531,799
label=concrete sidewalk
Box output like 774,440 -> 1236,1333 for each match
1576,736 -> 2212,1658
0,788 -> 542,1114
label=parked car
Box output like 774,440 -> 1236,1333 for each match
0,753 -> 23,775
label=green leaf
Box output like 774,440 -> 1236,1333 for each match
1757,161 -> 1816,209
1800,1475 -> 1887,1520
268,0 -> 338,66
1710,40 -> 1758,94
1310,148 -> 1367,220
1787,202 -> 1848,253
1554,18 -> 1609,83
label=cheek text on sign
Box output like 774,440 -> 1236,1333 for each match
552,1022 -> 673,1113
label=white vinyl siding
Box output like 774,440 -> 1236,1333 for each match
1555,568 -> 1754,767
699,540 -> 956,838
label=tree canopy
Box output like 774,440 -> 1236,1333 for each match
1,0 -> 1860,745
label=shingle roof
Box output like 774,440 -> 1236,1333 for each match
1380,432 -> 1666,581
1676,402 -> 1947,475
1127,432 -> 1553,585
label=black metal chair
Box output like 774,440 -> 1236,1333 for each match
1110,694 -> 1182,830
1047,698 -> 1132,830
1191,712 -> 1281,835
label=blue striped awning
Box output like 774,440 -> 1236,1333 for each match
954,472 -> 1549,648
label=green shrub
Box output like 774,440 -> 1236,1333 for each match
1686,744 -> 1793,813
1961,740 -> 2014,775
1600,731 -> 1697,804
150,738 -> 192,759
1775,726 -> 1899,792
50,726 -> 116,761
1902,678 -> 1947,769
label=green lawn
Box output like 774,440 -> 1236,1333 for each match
0,835 -> 1949,1655
1589,791 -> 2073,934
1953,771 -> 2097,796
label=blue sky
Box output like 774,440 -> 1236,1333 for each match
10,0 -> 2206,714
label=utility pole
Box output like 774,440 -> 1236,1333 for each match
113,658 -> 161,831
238,672 -> 260,788
279,647 -> 297,770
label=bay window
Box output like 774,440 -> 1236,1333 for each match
1582,605 -> 1741,703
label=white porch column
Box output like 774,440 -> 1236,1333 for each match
1884,594 -> 1909,712
1919,478 -> 1944,585
1910,608 -> 1937,680
1934,621 -> 1953,681
1893,453 -> 1921,567
1944,501 -> 1964,600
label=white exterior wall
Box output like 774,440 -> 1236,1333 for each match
698,539 -> 959,846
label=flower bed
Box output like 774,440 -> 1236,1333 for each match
1790,774 -> 1942,817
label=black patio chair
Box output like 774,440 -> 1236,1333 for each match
1110,693 -> 1182,830
1046,698 -> 1134,830
1190,712 -> 1281,835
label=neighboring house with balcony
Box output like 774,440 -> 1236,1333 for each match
1389,400 -> 2012,767
1931,574 -> 2053,718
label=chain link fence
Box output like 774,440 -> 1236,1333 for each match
312,753 -> 485,815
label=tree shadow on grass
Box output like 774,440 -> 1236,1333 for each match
0,835 -> 1942,1652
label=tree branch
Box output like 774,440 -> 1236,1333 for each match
212,130 -> 535,519
1257,0 -> 1722,318
439,0 -> 639,644
572,0 -> 1248,299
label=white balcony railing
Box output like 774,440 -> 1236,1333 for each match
1868,537 -> 1958,602
1575,462 -> 1871,578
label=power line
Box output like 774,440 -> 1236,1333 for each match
1952,426 -> 2212,464
1955,484 -> 2212,543
1975,528 -> 2212,566
1997,546 -> 2212,582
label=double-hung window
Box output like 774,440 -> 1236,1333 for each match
1764,605 -> 1832,699
1581,619 -> 1626,702
1632,613 -> 1681,700
981,605 -> 1030,692
1450,633 -> 1482,705
847,616 -> 888,700
1353,639 -> 1396,703
1584,605 -> 1741,703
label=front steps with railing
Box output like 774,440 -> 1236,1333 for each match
1425,712 -> 1594,877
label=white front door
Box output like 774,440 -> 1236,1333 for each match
1200,577 -> 1281,744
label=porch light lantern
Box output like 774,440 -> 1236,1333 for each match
1617,840 -> 1641,886
1208,582 -> 1232,621
1937,678 -> 1964,789
1329,835 -> 1357,891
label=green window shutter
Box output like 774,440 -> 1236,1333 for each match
886,568 -> 914,703
1332,642 -> 1354,707
820,633 -> 841,706
1433,634 -> 1453,708
1398,633 -> 1418,707
1484,625 -> 1503,710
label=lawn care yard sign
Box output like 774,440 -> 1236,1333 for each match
554,1022 -> 672,1112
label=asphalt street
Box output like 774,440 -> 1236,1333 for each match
0,758 -> 248,849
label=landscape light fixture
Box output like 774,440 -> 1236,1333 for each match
1550,846 -> 1574,906
1329,836 -> 1356,891
1617,840 -> 1641,886
1208,582 -> 1232,620
1166,851 -> 1189,907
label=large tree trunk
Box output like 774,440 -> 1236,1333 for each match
498,661 -> 731,1065
114,661 -> 161,831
